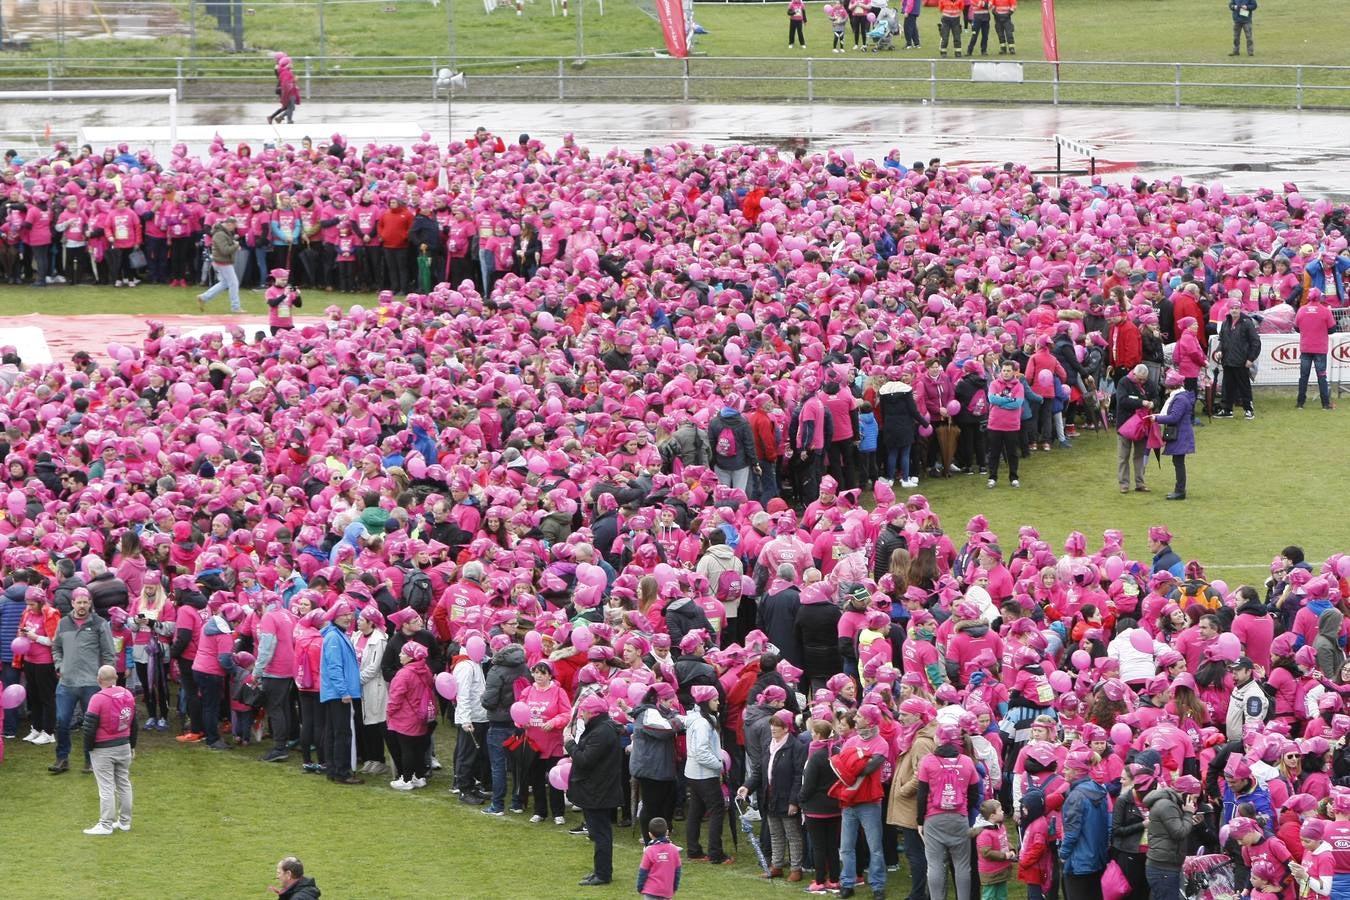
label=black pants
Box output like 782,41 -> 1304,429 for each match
638,777 -> 678,842
135,659 -> 169,719
169,236 -> 195,282
789,19 -> 805,44
956,421 -> 985,469
986,429 -> 1020,482
336,259 -> 356,292
994,11 -> 1014,48
298,691 -> 324,764
197,671 -> 224,744
1063,870 -> 1105,900
322,699 -> 353,778
529,756 -> 566,817
393,730 -> 430,780
383,246 -> 409,294
966,15 -> 990,53
177,660 -> 203,733
261,676 -> 293,752
63,245 -> 92,284
904,13 -> 920,45
1221,364 -> 1253,412
939,15 -> 962,52
357,718 -> 386,764
268,99 -> 297,123
901,825 -> 929,900
583,807 -> 615,882
454,722 -> 487,791
685,776 -> 726,858
25,661 -> 57,733
827,439 -> 857,490
806,816 -> 842,885
850,14 -> 868,45
1172,454 -> 1187,494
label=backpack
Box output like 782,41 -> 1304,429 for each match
714,421 -> 739,459
1021,772 -> 1063,819
1258,680 -> 1279,720
401,568 -> 434,616
1176,579 -> 1221,613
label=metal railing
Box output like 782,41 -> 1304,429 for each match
0,54 -> 1348,109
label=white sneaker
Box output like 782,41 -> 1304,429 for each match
114,821 -> 131,832
389,778 -> 414,791
1010,479 -> 1020,488
429,755 -> 442,770
987,479 -> 997,488
83,823 -> 115,836
34,732 -> 56,745
22,728 -> 39,743
555,816 -> 567,825
529,814 -> 545,823
412,776 -> 427,788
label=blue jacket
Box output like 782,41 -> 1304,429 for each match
1306,256 -> 1350,303
1152,546 -> 1184,578
1059,778 -> 1112,875
319,623 -> 362,702
1154,389 -> 1196,456
1229,0 -> 1255,22
858,412 -> 879,452
0,591 -> 24,664
1221,783 -> 1273,825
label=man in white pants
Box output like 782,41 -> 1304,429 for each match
197,217 -> 242,313
82,665 -> 137,835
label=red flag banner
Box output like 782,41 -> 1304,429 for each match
1041,0 -> 1059,63
654,0 -> 689,58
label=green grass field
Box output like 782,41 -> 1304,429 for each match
4,286 -> 1345,895
5,0 -> 1348,107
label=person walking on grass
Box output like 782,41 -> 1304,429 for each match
81,665 -> 135,835
1229,0 -> 1256,56
197,216 -> 242,313
1152,369 -> 1196,501
788,0 -> 808,48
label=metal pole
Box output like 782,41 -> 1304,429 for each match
806,57 -> 813,102
577,0 -> 584,59
189,0 -> 196,65
304,57 -> 312,100
1174,63 -> 1181,107
448,0 -> 457,73
682,58 -> 689,101
1052,64 -> 1059,105
559,58 -> 565,100
1296,65 -> 1303,110
169,90 -> 178,145
929,60 -> 936,103
177,58 -> 185,100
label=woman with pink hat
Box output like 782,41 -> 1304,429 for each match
566,691 -> 625,886
385,640 -> 434,790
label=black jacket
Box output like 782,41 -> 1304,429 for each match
52,574 -> 86,617
481,644 -> 527,724
795,600 -> 842,680
1217,313 -> 1261,367
565,712 -> 624,809
872,525 -> 907,582
758,586 -> 802,668
279,877 -> 321,900
87,572 -> 130,614
745,731 -> 807,815
1115,375 -> 1155,422
799,744 -> 842,817
382,628 -> 441,683
673,652 -> 719,708
877,381 -> 922,447
663,597 -> 712,650
591,510 -> 620,569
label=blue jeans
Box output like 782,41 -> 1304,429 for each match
885,444 -> 912,480
1299,351 -> 1330,408
840,801 -> 886,892
486,723 -> 513,811
55,682 -> 99,761
200,262 -> 241,310
478,248 -> 496,295
753,462 -> 779,506
1,662 -> 20,735
251,246 -> 271,288
1144,865 -> 1181,900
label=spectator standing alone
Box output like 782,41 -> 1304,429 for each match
81,665 -> 136,835
937,0 -> 965,57
377,198 -> 413,296
787,0 -> 808,47
1294,288 -> 1336,410
568,694 -> 625,886
1229,0 -> 1256,56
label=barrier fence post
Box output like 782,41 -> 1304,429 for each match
807,58 -> 813,102
558,59 -> 565,100
1296,65 -> 1303,110
176,58 -> 184,100
683,58 -> 689,101
1052,65 -> 1059,105
47,61 -> 54,94
304,57 -> 312,100
1174,63 -> 1182,107
929,60 -> 937,103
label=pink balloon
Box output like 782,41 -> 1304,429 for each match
720,749 -> 731,773
465,635 -> 486,663
510,700 -> 532,728
575,563 -> 607,592
171,382 -> 192,404
945,400 -> 961,417
548,758 -> 571,791
141,429 -> 161,457
1214,632 -> 1242,663
523,631 -> 543,656
1036,370 -> 1053,387
196,434 -> 221,456
1048,670 -> 1072,693
10,636 -> 31,657
1129,629 -> 1155,654
918,423 -> 933,438
571,624 -> 594,654
1071,649 -> 1091,670
627,682 -> 650,705
609,677 -> 630,701
1102,557 -> 1124,581
1,683 -> 25,710
1110,723 -> 1133,746
434,671 -> 458,701
1211,580 -> 1228,597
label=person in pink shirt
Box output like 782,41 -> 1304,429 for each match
519,661 -> 571,821
253,595 -> 299,762
1294,287 -> 1336,410
636,817 -> 683,899
192,602 -> 243,751
81,665 -> 138,834
22,192 -> 55,285
103,195 -> 143,287
385,640 -> 435,790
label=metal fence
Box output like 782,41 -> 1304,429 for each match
2,54 -> 1349,109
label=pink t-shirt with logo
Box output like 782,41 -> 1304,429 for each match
87,685 -> 136,744
259,607 -> 298,678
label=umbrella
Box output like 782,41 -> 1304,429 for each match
936,422 -> 960,475
735,796 -> 770,874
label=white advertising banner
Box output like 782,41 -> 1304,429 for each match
1207,333 -> 1350,385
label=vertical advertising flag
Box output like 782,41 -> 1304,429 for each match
1041,0 -> 1060,63
654,0 -> 689,58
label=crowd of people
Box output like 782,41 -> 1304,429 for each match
0,127 -> 1349,898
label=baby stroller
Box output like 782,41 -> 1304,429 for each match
868,8 -> 898,50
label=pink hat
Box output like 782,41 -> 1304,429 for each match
400,642 -> 428,662
690,685 -> 718,704
935,723 -> 962,746
1226,816 -> 1260,841
1148,525 -> 1172,543
678,631 -> 706,654
1224,754 -> 1253,780
1334,790 -> 1350,816
579,694 -> 608,716
388,608 -> 419,629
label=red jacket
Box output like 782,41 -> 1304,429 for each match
377,207 -> 413,249
1108,320 -> 1143,370
747,409 -> 780,462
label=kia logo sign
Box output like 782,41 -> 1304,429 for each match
1335,344 -> 1350,363
1269,342 -> 1300,365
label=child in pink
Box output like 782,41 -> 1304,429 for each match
265,267 -> 302,335
636,817 -> 682,899
973,799 -> 1016,898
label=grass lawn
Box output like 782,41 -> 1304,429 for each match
7,0 -> 1349,107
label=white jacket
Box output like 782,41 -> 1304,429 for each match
357,629 -> 389,724
452,657 -> 487,725
1106,628 -> 1161,684
681,708 -> 723,781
